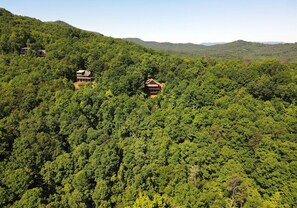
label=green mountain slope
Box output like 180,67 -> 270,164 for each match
1,8 -> 297,208
125,38 -> 297,61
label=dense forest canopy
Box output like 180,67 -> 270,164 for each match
0,8 -> 297,207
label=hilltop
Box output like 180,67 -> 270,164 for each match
0,8 -> 297,208
124,38 -> 297,61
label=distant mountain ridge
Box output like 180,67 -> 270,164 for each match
124,38 -> 297,61
200,41 -> 286,46
124,38 -> 206,53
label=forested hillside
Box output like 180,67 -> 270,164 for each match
125,38 -> 297,62
1,8 -> 297,207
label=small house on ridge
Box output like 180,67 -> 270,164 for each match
20,47 -> 46,57
76,70 -> 93,82
145,79 -> 162,96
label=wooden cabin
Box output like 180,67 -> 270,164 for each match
76,70 -> 93,82
20,47 -> 46,57
145,79 -> 162,95
37,49 -> 46,57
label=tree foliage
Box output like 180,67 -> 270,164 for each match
0,8 -> 297,207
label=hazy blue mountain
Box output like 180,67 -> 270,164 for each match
261,41 -> 286,45
201,42 -> 227,46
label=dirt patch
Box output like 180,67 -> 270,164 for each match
73,81 -> 96,90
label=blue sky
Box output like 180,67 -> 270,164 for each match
1,0 -> 296,43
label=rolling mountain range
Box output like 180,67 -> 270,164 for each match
124,38 -> 297,61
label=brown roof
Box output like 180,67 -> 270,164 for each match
145,79 -> 161,86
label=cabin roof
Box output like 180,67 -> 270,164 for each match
145,78 -> 161,86
76,70 -> 92,77
77,70 -> 86,74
